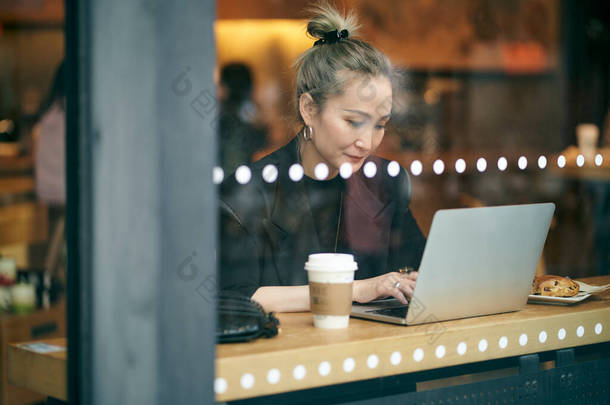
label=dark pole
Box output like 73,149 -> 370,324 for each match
65,0 -> 93,403
65,1 -> 217,403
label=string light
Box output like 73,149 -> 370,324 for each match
433,159 -> 445,175
387,161 -> 400,177
410,160 -> 423,176
235,165 -> 252,185
455,159 -> 466,173
497,157 -> 508,171
229,150 -> 599,188
363,161 -> 377,178
262,164 -> 278,183
289,163 -> 304,182
339,162 -> 353,179
537,156 -> 547,169
213,166 -> 224,184
314,163 -> 329,180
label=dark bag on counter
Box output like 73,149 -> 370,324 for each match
217,292 -> 280,343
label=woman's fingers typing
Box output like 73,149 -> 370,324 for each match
353,271 -> 419,304
384,272 -> 416,304
399,278 -> 416,299
388,290 -> 409,305
392,279 -> 415,303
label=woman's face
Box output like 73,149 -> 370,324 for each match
302,73 -> 392,175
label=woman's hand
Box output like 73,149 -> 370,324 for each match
353,271 -> 418,305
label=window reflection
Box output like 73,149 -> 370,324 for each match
216,0 -> 610,312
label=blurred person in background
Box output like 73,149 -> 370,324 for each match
33,61 -> 65,204
30,61 -> 67,285
218,62 -> 268,175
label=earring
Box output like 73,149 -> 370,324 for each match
303,126 -> 313,141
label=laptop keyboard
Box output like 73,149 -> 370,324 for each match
366,306 -> 409,318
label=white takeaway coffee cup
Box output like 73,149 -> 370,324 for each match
576,123 -> 599,162
305,253 -> 358,329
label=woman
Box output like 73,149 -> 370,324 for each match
219,4 -> 426,312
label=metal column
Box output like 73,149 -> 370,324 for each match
66,1 -> 217,403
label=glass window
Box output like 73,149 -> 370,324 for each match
215,1 -> 610,314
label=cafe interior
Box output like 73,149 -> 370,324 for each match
0,0 -> 609,404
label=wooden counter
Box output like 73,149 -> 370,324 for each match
216,276 -> 610,401
2,303 -> 66,405
7,277 -> 610,402
6,338 -> 66,402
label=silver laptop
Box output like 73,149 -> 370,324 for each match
351,203 -> 555,325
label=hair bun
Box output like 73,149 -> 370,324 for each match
306,2 -> 360,43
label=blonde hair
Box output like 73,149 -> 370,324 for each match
293,2 -> 394,126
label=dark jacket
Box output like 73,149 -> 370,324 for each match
219,137 -> 426,297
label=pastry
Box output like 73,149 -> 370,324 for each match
531,275 -> 580,297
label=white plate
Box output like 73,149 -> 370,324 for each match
528,290 -> 592,305
528,279 -> 610,305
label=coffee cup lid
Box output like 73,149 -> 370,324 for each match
304,253 -> 358,272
